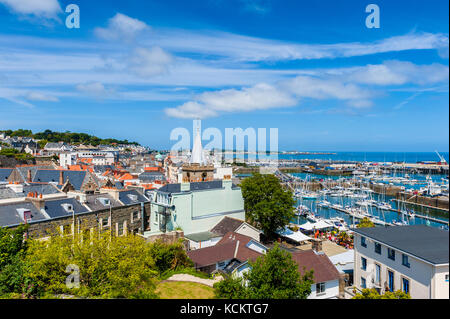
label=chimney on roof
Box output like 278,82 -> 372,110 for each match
311,238 -> 323,253
59,170 -> 64,185
27,169 -> 32,183
233,240 -> 240,258
26,196 -> 45,211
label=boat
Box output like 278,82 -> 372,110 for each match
317,200 -> 331,208
376,202 -> 392,210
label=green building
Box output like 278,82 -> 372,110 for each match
148,178 -> 245,236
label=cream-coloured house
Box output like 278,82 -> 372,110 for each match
353,225 -> 449,299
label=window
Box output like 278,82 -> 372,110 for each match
374,243 -> 381,254
388,270 -> 394,292
361,236 -> 367,248
445,275 -> 449,282
118,222 -> 124,236
102,217 -> 110,228
375,264 -> 381,285
316,282 -> 326,295
361,257 -> 367,271
402,254 -> 410,268
388,248 -> 395,261
361,277 -> 366,289
402,278 -> 410,294
132,211 -> 140,222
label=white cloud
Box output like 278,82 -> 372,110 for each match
0,0 -> 62,19
76,82 -> 115,98
25,91 -> 59,102
345,61 -> 449,86
127,47 -> 173,77
94,13 -> 150,42
165,83 -> 297,119
283,76 -> 373,101
146,30 -> 449,62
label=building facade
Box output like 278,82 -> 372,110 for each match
353,225 -> 449,299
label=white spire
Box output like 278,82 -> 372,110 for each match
190,119 -> 205,165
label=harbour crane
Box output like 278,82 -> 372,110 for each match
435,150 -> 447,164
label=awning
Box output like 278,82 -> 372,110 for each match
299,220 -> 333,231
277,227 -> 312,243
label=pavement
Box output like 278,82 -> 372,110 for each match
165,273 -> 223,287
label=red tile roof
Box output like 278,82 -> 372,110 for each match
291,250 -> 340,283
187,232 -> 262,268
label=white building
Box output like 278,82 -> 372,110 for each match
353,225 -> 449,299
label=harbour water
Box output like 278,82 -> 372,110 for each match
292,193 -> 448,230
279,152 -> 449,163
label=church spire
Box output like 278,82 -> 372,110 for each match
190,119 -> 205,165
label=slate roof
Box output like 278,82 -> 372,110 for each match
43,198 -> 89,219
0,187 -> 17,199
118,189 -> 149,205
23,184 -> 61,196
353,224 -> 449,265
83,193 -> 122,211
158,180 -> 224,194
138,171 -> 165,182
0,184 -> 60,199
291,249 -> 341,283
33,170 -> 87,190
0,168 -> 13,182
16,165 -> 55,182
210,216 -> 244,237
0,201 -> 48,227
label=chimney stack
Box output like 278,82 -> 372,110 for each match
27,169 -> 32,183
311,238 -> 323,253
59,170 -> 64,185
26,196 -> 46,211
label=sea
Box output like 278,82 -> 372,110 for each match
278,151 -> 449,163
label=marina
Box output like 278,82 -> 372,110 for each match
275,167 -> 449,232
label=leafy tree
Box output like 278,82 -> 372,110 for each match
240,173 -> 295,239
37,139 -> 48,149
0,225 -> 29,297
244,244 -> 314,299
357,217 -> 375,228
214,276 -> 247,299
149,239 -> 193,274
353,288 -> 411,299
215,244 -> 314,299
24,231 -> 159,298
0,225 -> 28,269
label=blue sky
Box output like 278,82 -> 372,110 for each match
0,0 -> 448,151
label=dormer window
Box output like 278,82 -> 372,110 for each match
98,197 -> 111,206
61,203 -> 74,212
16,208 -> 33,222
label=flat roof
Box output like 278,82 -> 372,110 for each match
184,231 -> 220,242
353,225 -> 449,265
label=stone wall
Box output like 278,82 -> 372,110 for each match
145,230 -> 186,246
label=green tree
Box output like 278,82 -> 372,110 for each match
214,276 -> 246,299
0,225 -> 29,297
244,244 -> 314,298
353,288 -> 411,299
240,173 -> 295,239
24,231 -> 159,298
149,239 -> 193,274
357,217 -> 375,228
215,244 -> 314,299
